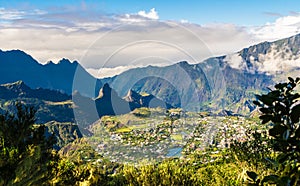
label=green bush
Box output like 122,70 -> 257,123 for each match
249,77 -> 300,185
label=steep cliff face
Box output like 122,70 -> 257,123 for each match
225,33 -> 300,73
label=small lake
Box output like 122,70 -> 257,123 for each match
166,147 -> 182,157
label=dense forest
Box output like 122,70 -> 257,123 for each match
1,77 -> 300,185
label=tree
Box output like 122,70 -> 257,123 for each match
248,77 -> 300,185
0,102 -> 56,185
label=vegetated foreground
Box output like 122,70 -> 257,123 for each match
1,77 -> 300,185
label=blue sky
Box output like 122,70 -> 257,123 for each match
1,0 -> 300,77
1,0 -> 300,25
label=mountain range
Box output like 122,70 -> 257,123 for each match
102,34 -> 300,113
0,33 -> 300,120
0,80 -> 170,128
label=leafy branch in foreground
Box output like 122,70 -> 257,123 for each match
248,77 -> 300,185
0,103 -> 57,185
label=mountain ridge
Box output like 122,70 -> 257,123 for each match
225,33 -> 300,73
101,33 -> 300,112
0,80 -> 71,102
1,33 -> 300,114
0,51 -> 102,98
0,81 -> 171,127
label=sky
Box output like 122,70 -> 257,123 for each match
1,0 -> 300,77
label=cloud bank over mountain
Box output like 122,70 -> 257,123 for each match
0,5 -> 300,77
251,12 -> 300,41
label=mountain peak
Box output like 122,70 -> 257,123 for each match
97,83 -> 112,99
12,80 -> 24,85
0,49 -> 39,65
44,59 -> 78,66
3,80 -> 30,91
57,58 -> 72,65
124,89 -> 141,102
177,61 -> 189,66
102,83 -> 112,94
2,49 -> 29,56
45,60 -> 55,65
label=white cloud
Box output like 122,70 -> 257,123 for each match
180,19 -> 189,24
137,8 -> 159,20
251,13 -> 300,41
0,10 -> 255,71
0,8 -> 46,21
0,8 -> 25,20
224,53 -> 244,69
118,8 -> 159,23
87,66 -> 142,78
1,6 -> 300,78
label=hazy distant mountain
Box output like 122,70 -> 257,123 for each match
106,61 -> 211,111
0,50 -> 102,97
104,58 -> 272,113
